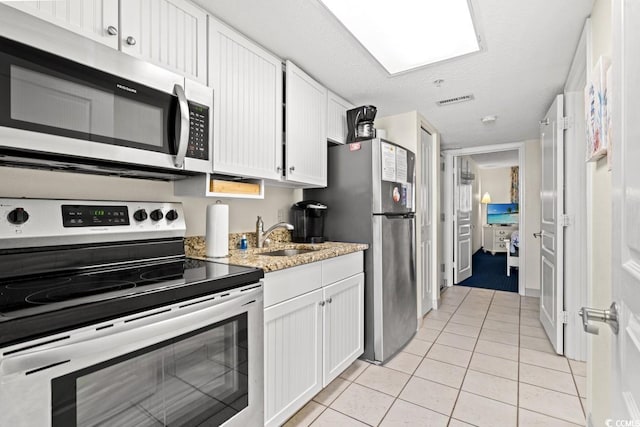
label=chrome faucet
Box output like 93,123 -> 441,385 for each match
256,216 -> 294,248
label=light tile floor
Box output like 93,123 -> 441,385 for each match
284,286 -> 587,427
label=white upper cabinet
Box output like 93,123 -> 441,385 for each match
209,17 -> 283,180
120,0 -> 207,84
327,91 -> 354,145
5,0 -> 119,49
285,60 -> 328,187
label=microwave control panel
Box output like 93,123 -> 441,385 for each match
187,102 -> 209,160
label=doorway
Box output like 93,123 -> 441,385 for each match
459,152 -> 521,292
443,143 -> 527,295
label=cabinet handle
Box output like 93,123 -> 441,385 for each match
276,166 -> 282,173
289,166 -> 295,173
126,36 -> 137,46
326,298 -> 332,304
319,301 -> 325,307
107,26 -> 118,36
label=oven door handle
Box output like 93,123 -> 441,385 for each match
0,288 -> 261,378
173,83 -> 189,168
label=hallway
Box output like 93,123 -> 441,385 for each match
286,286 -> 586,426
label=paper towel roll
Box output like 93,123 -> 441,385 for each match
205,203 -> 229,258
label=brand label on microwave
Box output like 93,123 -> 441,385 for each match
116,84 -> 137,93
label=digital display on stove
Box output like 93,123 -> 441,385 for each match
61,205 -> 130,227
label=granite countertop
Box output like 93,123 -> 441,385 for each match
185,236 -> 368,273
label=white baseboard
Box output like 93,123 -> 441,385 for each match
525,288 -> 541,297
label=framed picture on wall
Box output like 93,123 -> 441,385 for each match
606,65 -> 613,170
585,56 -> 610,162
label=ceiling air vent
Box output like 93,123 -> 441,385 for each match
436,94 -> 475,106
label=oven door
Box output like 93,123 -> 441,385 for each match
0,285 -> 263,427
0,36 -> 210,173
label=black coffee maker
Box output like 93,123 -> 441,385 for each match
346,105 -> 377,143
291,201 -> 327,243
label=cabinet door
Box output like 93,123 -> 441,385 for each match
327,91 -> 354,144
120,0 -> 207,83
322,273 -> 364,385
209,17 -> 283,180
5,0 -> 119,48
264,289 -> 323,427
285,60 -> 328,187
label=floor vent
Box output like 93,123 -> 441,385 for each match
436,94 -> 475,106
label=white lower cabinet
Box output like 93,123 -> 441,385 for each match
322,274 -> 365,385
264,289 -> 323,426
263,252 -> 364,427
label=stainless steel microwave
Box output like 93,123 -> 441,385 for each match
0,34 -> 212,180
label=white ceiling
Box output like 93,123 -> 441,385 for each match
193,0 -> 593,148
471,150 -> 519,169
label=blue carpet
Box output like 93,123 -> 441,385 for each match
458,250 -> 518,292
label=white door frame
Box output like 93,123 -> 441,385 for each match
563,19 -> 591,362
418,118 -> 440,312
419,127 -> 434,315
443,142 -> 526,295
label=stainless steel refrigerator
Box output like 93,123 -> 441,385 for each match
305,138 -> 417,363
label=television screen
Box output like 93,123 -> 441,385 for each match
487,203 -> 519,225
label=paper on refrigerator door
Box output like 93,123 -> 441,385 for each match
381,142 -> 396,181
396,147 -> 408,183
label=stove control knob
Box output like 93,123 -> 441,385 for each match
133,209 -> 148,222
7,207 -> 29,225
165,209 -> 179,221
150,209 -> 164,221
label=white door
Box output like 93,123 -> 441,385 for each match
611,0 -> 640,418
454,158 -> 472,284
420,128 -> 434,313
539,95 -> 564,354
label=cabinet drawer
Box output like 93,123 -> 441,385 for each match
264,262 -> 322,307
496,229 -> 510,236
322,252 -> 364,286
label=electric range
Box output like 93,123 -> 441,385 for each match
0,198 -> 264,427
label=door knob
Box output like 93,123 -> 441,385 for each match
533,231 -> 544,238
578,302 -> 619,335
126,36 -> 137,46
107,25 -> 118,36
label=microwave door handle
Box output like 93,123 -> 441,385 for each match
173,83 -> 190,168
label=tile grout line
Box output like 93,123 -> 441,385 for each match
375,288 -> 471,426
568,360 -> 588,418
517,292 -> 522,427
299,291 -> 584,426
444,288 -> 493,426
421,290 -> 585,426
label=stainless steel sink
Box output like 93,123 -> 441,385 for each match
258,248 -> 317,257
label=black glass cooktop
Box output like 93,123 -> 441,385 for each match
0,258 -> 263,347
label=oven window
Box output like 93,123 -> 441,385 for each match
10,65 -> 163,148
51,313 -> 249,426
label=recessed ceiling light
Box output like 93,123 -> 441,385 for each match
319,0 -> 481,74
481,115 -> 498,123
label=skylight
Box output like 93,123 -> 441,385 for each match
319,0 -> 481,74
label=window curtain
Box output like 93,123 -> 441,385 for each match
510,166 -> 519,203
